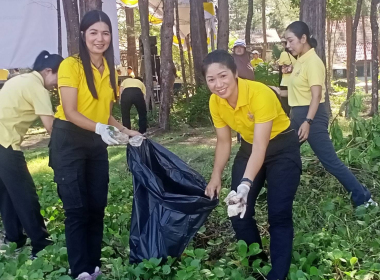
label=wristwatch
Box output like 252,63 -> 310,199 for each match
305,118 -> 313,125
240,178 -> 253,187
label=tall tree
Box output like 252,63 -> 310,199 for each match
79,0 -> 102,19
62,0 -> 80,55
246,0 -> 254,44
369,0 -> 380,115
262,0 -> 267,61
175,0 -> 187,92
217,0 -> 229,50
186,35 -> 194,84
346,0 -> 363,117
138,0 -> 154,110
125,7 -> 139,76
362,15 -> 368,94
190,0 -> 208,86
300,0 -> 331,115
159,0 -> 175,130
57,0 -> 62,56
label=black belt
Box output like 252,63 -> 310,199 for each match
53,119 -> 95,137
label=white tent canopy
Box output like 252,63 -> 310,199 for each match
0,0 -> 120,69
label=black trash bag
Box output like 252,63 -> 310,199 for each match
127,139 -> 218,264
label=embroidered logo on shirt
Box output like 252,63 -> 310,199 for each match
247,111 -> 254,122
295,69 -> 301,77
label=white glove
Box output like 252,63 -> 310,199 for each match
95,123 -> 119,145
224,185 -> 250,219
236,183 -> 250,205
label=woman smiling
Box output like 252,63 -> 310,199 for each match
203,50 -> 301,280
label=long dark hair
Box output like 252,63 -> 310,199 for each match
79,10 -> 117,100
202,50 -> 237,77
33,50 -> 63,73
286,21 -> 318,49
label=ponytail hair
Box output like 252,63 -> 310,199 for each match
32,50 -> 64,73
286,21 -> 318,49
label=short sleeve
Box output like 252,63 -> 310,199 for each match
58,57 -> 80,88
250,86 -> 278,124
29,87 -> 54,116
278,52 -> 287,65
209,94 -> 227,128
307,58 -> 325,88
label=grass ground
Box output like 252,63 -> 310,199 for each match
0,123 -> 379,280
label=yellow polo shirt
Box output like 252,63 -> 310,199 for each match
250,58 -> 264,67
209,78 -> 290,144
55,56 -> 117,124
287,48 -> 326,106
0,72 -> 54,150
278,51 -> 297,87
120,78 -> 146,95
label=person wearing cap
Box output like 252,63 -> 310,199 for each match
127,66 -> 135,78
250,50 -> 264,68
0,50 -> 63,258
231,39 -> 255,81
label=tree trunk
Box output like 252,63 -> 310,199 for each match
175,0 -> 187,95
246,0 -> 253,45
138,0 -> 154,111
369,0 -> 380,116
346,0 -> 363,117
125,7 -> 139,76
57,0 -> 62,56
262,0 -> 267,61
186,35 -> 194,84
79,0 -> 102,19
190,0 -> 208,86
327,17 -> 332,92
217,0 -> 229,50
300,0 -> 331,115
362,15 -> 368,93
210,27 -> 215,51
62,0 -> 80,56
346,15 -> 353,80
159,0 -> 175,131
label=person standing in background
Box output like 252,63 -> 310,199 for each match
0,50 -> 63,259
250,50 -> 264,68
119,77 -> 147,134
127,66 -> 135,78
231,39 -> 255,143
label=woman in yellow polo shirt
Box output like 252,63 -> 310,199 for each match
285,21 -> 376,208
203,50 -> 301,280
49,11 -> 140,280
0,50 -> 63,258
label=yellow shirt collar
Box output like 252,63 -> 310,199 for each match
219,78 -> 249,110
91,57 -> 110,77
31,71 -> 44,86
297,48 -> 316,64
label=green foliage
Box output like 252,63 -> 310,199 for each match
271,44 -> 282,60
2,90 -> 380,279
254,63 -> 280,86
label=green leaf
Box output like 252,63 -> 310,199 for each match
237,240 -> 247,258
213,267 -> 225,278
350,257 -> 358,266
310,266 -> 320,276
194,248 -> 206,259
162,265 -> 171,275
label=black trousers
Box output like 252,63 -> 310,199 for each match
291,103 -> 371,206
120,88 -> 147,134
231,128 -> 301,280
0,145 -> 51,255
49,119 -> 109,278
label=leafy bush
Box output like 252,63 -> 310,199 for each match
254,63 -> 280,87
